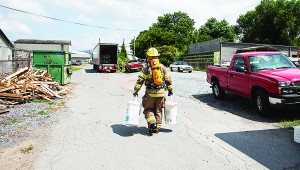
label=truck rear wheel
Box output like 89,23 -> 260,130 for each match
212,81 -> 225,100
255,90 -> 270,116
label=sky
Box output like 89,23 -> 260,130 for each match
0,0 -> 262,53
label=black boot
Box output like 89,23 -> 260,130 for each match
148,123 -> 157,134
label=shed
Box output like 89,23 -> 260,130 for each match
13,39 -> 72,69
184,39 -> 299,69
0,29 -> 14,73
14,39 -> 71,52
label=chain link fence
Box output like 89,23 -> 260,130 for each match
0,50 -> 32,79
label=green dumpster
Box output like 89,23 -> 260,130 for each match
33,50 -> 72,85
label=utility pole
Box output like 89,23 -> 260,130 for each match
133,36 -> 135,57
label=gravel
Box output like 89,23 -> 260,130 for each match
170,70 -> 211,97
0,100 -> 66,150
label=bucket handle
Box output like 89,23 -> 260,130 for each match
170,95 -> 173,103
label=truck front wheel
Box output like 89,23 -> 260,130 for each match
212,81 -> 225,100
255,90 -> 270,116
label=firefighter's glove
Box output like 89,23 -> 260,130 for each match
168,91 -> 173,96
133,92 -> 138,97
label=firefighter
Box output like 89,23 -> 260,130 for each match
133,47 -> 173,134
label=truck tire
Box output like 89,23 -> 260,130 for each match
212,81 -> 225,100
170,67 -> 173,72
255,90 -> 270,116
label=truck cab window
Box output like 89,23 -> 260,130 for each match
233,57 -> 246,71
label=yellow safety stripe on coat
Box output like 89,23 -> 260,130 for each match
139,73 -> 148,80
164,73 -> 169,78
167,85 -> 173,91
149,93 -> 165,97
157,124 -> 161,129
146,116 -> 156,123
135,84 -> 142,89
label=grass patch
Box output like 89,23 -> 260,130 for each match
37,110 -> 50,116
5,119 -> 19,125
31,99 -> 55,105
72,67 -> 81,71
281,120 -> 300,127
58,101 -> 66,107
193,67 -> 207,72
20,145 -> 33,154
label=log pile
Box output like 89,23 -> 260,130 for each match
0,67 -> 69,109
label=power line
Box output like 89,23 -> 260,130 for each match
0,4 -> 139,32
222,2 -> 260,19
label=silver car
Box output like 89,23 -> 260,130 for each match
170,61 -> 193,73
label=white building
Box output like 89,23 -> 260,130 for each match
71,51 -> 91,63
0,29 -> 14,73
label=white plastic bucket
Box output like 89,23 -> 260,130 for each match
126,98 -> 141,126
164,96 -> 178,124
294,126 -> 300,143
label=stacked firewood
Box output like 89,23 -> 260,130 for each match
0,67 -> 69,108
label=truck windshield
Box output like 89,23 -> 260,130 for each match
249,54 -> 296,72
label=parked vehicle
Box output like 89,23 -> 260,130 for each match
92,41 -> 118,73
170,61 -> 193,73
207,50 -> 300,116
76,60 -> 82,65
125,60 -> 142,72
71,61 -> 81,66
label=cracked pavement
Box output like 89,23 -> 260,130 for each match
30,64 -> 300,170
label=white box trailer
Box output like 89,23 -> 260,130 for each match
92,41 -> 118,73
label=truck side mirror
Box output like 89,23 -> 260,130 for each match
236,66 -> 247,73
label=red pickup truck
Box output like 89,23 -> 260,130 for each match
207,51 -> 300,116
125,60 -> 143,72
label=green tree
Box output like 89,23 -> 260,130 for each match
130,11 -> 195,59
119,40 -> 127,60
237,0 -> 300,46
196,17 -> 236,42
157,45 -> 181,66
118,40 -> 128,72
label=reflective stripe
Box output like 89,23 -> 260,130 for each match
164,73 -> 169,78
139,73 -> 149,80
149,93 -> 165,97
157,124 -> 161,129
167,85 -> 173,91
135,84 -> 142,89
146,116 -> 156,123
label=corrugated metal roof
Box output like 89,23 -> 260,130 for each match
14,39 -> 71,45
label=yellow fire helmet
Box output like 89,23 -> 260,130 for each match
147,47 -> 160,57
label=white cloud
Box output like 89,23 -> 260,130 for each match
0,19 -> 32,35
5,0 -> 52,23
